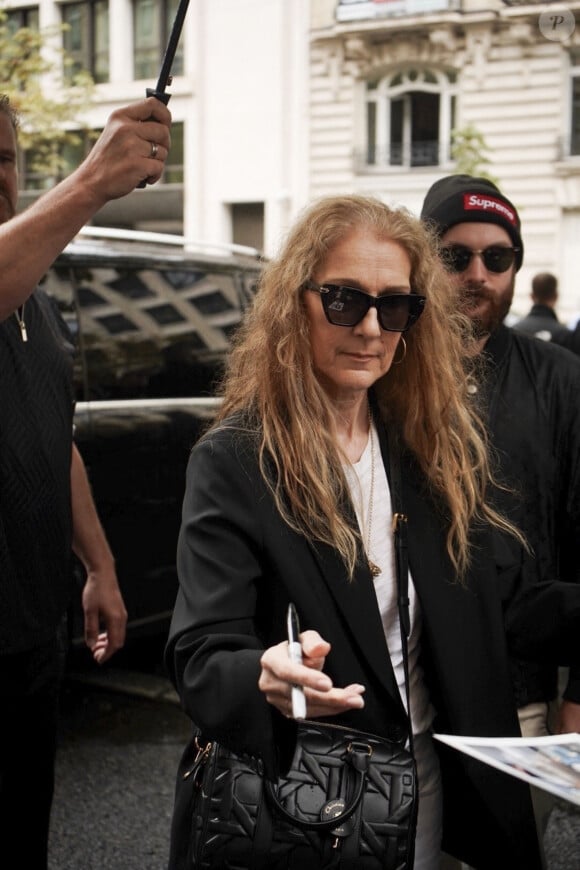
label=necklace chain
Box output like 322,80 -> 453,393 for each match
366,421 -> 381,577
344,411 -> 382,578
14,303 -> 27,343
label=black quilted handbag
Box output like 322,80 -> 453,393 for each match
186,717 -> 416,869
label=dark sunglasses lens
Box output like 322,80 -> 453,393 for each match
377,295 -> 421,331
441,246 -> 471,273
442,245 -> 516,274
323,286 -> 369,326
482,247 -> 515,273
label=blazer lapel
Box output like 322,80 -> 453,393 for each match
307,522 -> 407,718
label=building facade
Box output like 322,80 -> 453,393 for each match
4,0 -> 580,318
311,0 -> 580,320
6,0 -> 310,259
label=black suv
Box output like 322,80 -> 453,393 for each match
42,228 -> 263,644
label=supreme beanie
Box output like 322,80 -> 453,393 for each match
420,174 -> 523,270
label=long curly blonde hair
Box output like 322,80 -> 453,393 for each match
214,194 -> 519,579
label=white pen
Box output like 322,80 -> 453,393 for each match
287,603 -> 307,720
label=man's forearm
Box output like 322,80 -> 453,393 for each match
0,173 -> 103,319
0,96 -> 171,319
70,443 -> 115,572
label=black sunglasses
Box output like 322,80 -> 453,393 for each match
304,281 -> 426,333
441,244 -> 520,274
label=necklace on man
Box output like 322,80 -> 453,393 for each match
14,303 -> 27,342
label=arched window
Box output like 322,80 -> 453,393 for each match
365,68 -> 457,169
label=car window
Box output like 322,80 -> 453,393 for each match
49,250 -> 261,401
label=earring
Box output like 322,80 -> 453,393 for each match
392,336 -> 407,366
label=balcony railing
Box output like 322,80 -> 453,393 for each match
355,140 -> 443,170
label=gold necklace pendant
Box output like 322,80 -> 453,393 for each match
368,560 -> 381,578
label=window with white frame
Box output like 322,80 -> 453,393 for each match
21,121 -> 184,190
570,51 -> 580,157
133,0 -> 184,81
4,6 -> 41,88
4,5 -> 40,33
61,0 -> 109,83
364,68 -> 457,169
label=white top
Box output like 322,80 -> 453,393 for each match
343,422 -> 435,735
344,422 -> 442,869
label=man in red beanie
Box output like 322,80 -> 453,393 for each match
421,174 -> 580,741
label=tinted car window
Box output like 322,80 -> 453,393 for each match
42,231 -> 263,644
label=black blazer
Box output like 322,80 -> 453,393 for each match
166,418 -> 580,869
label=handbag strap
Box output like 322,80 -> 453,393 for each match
385,424 -> 415,759
264,738 -> 371,831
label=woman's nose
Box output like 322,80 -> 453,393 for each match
354,306 -> 382,337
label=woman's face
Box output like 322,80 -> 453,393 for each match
304,226 -> 412,404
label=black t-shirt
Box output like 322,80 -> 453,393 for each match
0,290 -> 75,654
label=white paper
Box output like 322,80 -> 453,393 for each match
433,732 -> 580,806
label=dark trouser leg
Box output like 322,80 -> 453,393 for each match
0,632 -> 66,870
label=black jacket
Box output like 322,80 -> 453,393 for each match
513,303 -> 571,344
166,417 -> 580,869
553,320 -> 580,356
479,324 -> 580,705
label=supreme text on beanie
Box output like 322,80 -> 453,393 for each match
420,174 -> 524,270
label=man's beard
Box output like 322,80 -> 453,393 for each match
459,276 -> 515,339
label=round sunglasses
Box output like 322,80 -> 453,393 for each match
304,281 -> 426,333
441,244 -> 520,274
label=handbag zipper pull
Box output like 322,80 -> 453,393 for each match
183,737 -> 212,783
321,797 -> 354,850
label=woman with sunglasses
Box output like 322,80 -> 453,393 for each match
165,195 -> 580,870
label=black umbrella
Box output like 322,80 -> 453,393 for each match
138,0 -> 190,187
147,0 -> 190,106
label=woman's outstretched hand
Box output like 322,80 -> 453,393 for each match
259,629 -> 365,719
